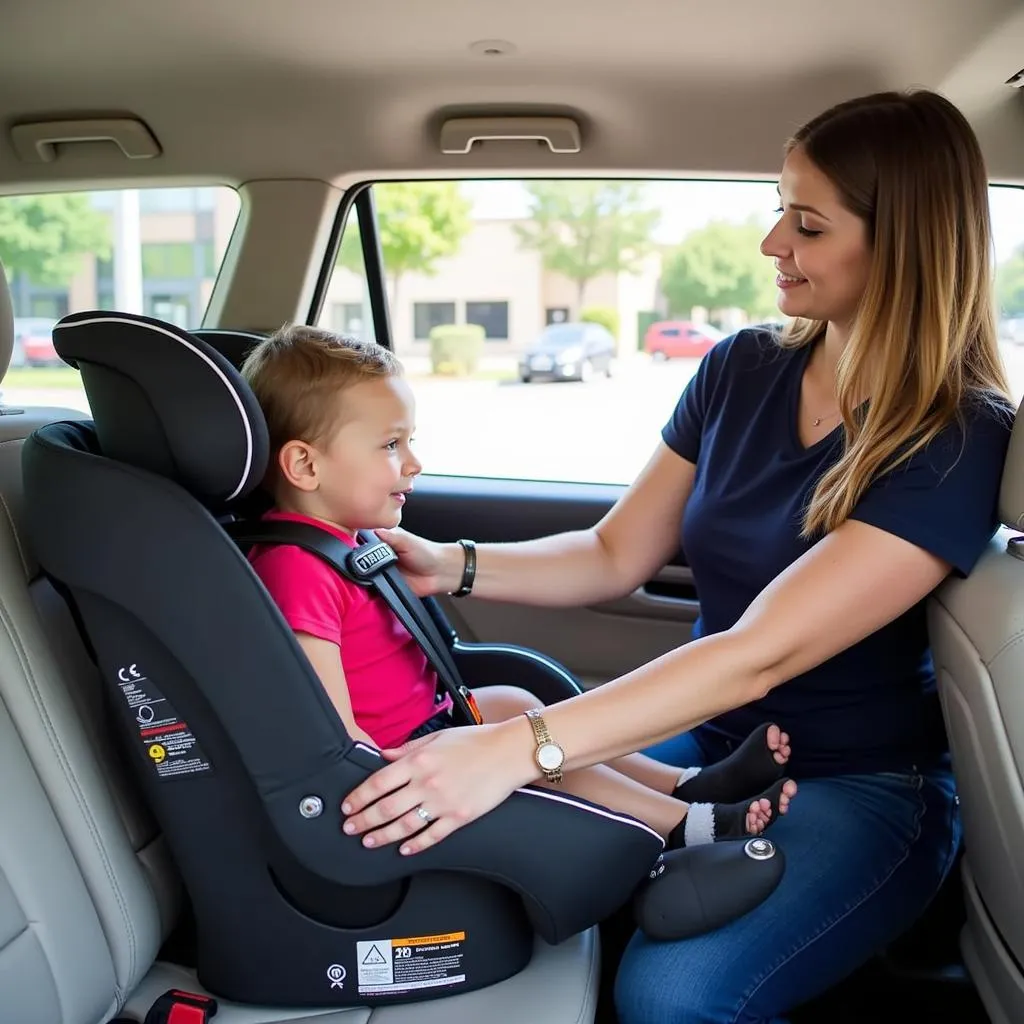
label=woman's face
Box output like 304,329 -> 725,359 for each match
760,145 -> 872,329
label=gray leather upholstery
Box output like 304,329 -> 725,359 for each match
0,261 -> 600,1022
929,400 -> 1024,1024
998,410 -> 1024,530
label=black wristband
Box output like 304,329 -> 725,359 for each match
452,538 -> 476,597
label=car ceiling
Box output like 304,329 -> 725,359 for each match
0,0 -> 1023,190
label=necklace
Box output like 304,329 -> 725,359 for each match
812,410 -> 841,427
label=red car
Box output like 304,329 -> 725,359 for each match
643,320 -> 724,360
14,317 -> 61,367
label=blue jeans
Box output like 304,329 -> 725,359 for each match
614,730 -> 961,1024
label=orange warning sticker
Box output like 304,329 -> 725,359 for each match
392,931 -> 466,947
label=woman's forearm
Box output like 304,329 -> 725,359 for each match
495,627 -> 775,786
439,529 -> 637,608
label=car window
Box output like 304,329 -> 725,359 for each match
539,324 -> 586,347
0,186 -> 240,413
318,179 -> 1024,486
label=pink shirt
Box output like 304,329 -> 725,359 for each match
249,511 -> 448,748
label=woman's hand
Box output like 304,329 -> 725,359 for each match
341,720 -> 536,854
375,526 -> 462,597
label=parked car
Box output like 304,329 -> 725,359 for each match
518,321 -> 615,383
643,320 -> 725,360
13,317 -> 59,367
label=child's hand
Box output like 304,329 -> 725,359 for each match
376,527 -> 462,596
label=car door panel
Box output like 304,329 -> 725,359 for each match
403,475 -> 698,690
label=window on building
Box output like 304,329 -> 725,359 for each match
332,302 -> 368,336
142,243 -> 196,279
147,295 -> 192,328
314,178 -> 1024,486
28,296 -> 68,319
413,302 -> 456,341
466,301 -> 509,340
0,185 -> 240,414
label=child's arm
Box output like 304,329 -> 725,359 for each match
296,632 -> 379,748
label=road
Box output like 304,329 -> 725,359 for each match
9,343 -> 1024,488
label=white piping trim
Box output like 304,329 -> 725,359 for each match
353,742 -> 381,757
514,786 -> 665,845
196,330 -> 265,340
57,316 -> 254,501
453,641 -> 580,690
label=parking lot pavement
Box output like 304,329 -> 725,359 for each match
409,357 -> 698,484
7,342 -> 1024,488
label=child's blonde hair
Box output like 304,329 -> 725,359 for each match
241,324 -> 402,456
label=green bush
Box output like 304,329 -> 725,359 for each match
428,323 -> 485,376
580,305 -> 619,339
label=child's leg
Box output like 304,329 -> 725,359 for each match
470,686 -> 794,844
607,723 -> 792,803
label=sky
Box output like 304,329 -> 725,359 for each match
461,178 -> 1024,264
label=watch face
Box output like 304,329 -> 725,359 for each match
537,742 -> 564,771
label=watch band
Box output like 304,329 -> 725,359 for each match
525,707 -> 551,746
451,538 -> 476,597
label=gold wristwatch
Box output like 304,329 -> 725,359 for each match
524,708 -> 565,784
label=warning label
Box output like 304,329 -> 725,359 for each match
116,664 -> 213,781
356,932 -> 466,994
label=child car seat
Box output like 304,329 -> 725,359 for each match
22,311 -> 784,1008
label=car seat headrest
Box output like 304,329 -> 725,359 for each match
53,310 -> 269,506
192,328 -> 265,371
0,259 -> 15,383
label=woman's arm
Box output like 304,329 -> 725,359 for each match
388,442 -> 695,607
537,517 -> 950,769
341,517 -> 951,851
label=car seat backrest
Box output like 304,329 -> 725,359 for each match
0,267 -> 179,1021
21,310 -> 669,1008
927,397 -> 1024,1023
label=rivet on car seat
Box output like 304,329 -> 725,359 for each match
744,838 -> 776,861
299,795 -> 324,818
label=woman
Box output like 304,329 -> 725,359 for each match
341,89 -> 1015,1022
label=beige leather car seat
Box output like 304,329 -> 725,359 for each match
928,400 -> 1024,1024
0,261 -> 601,1024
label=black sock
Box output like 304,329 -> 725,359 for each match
673,723 -> 785,804
668,779 -> 790,848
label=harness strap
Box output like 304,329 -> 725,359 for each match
226,519 -> 480,727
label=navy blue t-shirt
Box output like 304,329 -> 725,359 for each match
662,328 -> 1013,777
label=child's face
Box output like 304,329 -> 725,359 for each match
287,375 -> 422,531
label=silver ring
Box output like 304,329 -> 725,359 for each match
415,806 -> 434,823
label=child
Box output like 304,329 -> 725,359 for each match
241,325 -> 797,848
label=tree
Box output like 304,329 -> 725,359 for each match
514,182 -> 660,314
0,194 -> 110,286
336,182 -> 472,314
996,246 -> 1024,318
661,218 -> 777,322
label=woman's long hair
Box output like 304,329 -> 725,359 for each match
780,89 -> 1011,537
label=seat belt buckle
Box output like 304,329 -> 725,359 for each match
143,989 -> 218,1024
347,540 -> 398,582
459,685 -> 484,725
